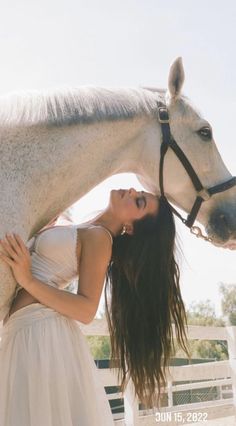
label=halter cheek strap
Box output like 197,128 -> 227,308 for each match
157,101 -> 236,241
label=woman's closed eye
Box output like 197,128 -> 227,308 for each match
136,194 -> 147,209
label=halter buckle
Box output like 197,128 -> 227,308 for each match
197,188 -> 211,201
158,107 -> 169,124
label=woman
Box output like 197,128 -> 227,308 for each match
0,188 -> 189,425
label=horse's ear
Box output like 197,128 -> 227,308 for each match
167,57 -> 185,99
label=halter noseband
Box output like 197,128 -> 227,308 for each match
157,101 -> 236,242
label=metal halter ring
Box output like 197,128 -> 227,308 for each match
190,226 -> 213,242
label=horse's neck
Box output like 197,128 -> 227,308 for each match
3,115 -> 158,235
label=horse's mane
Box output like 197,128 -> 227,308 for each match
0,86 -> 167,127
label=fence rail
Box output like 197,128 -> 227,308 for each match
79,319 -> 236,425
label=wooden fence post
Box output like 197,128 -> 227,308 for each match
123,377 -> 139,426
167,380 -> 173,408
226,325 -> 236,411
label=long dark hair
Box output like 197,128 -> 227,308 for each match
104,195 -> 190,409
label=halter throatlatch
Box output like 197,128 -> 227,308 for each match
157,101 -> 236,242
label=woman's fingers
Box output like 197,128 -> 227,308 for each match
0,234 -> 20,259
0,251 -> 15,266
0,233 -> 30,260
14,234 -> 29,254
0,234 -> 26,259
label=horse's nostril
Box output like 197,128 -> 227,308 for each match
219,214 -> 228,226
209,204 -> 236,243
219,214 -> 226,224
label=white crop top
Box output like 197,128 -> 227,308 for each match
12,224 -> 113,300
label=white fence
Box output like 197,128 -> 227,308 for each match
80,319 -> 236,425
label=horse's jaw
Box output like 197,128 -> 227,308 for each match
136,174 -> 159,195
210,239 -> 236,250
222,242 -> 236,250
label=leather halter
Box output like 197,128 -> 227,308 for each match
158,101 -> 236,242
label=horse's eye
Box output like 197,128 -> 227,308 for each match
197,127 -> 212,140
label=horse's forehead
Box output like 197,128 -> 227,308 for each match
168,97 -> 205,126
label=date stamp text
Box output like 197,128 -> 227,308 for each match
155,411 -> 208,423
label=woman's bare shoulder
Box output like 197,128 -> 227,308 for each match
80,226 -> 112,249
76,226 -> 113,262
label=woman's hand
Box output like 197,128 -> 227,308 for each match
0,233 -> 33,288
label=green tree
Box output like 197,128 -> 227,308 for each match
187,299 -> 225,327
174,299 -> 227,360
85,310 -> 111,360
219,282 -> 236,325
86,335 -> 111,360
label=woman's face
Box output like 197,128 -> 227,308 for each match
109,188 -> 159,225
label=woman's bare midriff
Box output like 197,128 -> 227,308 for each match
10,290 -> 39,315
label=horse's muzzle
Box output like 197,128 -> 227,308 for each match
206,202 -> 236,247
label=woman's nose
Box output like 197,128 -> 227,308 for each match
128,188 -> 136,196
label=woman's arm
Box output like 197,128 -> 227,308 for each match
76,227 -> 112,311
0,229 -> 112,324
20,278 -> 95,324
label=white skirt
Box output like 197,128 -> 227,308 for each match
0,303 -> 114,426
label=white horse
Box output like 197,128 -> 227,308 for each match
0,57 -> 235,319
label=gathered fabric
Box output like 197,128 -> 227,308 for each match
0,303 -> 114,426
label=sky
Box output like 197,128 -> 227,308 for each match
0,0 -> 235,317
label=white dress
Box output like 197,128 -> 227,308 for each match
0,224 -> 115,426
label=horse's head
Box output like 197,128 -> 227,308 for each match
140,58 -> 236,249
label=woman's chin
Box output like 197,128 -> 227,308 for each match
109,189 -> 117,200
108,189 -> 119,208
